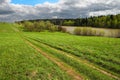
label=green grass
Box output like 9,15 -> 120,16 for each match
0,23 -> 72,80
0,23 -> 15,32
26,37 -> 116,80
0,22 -> 120,80
23,32 -> 120,78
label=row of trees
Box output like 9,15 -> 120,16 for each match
22,21 -> 58,32
18,14 -> 120,29
62,14 -> 120,29
20,21 -> 67,32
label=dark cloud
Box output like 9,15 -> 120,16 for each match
0,10 -> 14,15
0,0 -> 120,22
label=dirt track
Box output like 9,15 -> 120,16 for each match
24,39 -> 83,80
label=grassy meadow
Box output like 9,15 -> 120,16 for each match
23,32 -> 120,79
0,22 -> 120,80
0,23 -> 72,80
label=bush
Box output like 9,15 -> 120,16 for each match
86,28 -> 92,36
99,30 -> 105,36
74,27 -> 105,36
82,28 -> 92,36
109,30 -> 120,38
115,30 -> 120,38
74,27 -> 93,36
45,21 -> 53,30
74,28 -> 82,35
23,21 -> 34,31
22,21 -> 58,32
58,26 -> 62,31
49,25 -> 58,32
45,21 -> 58,32
61,27 -> 67,33
63,20 -> 75,26
37,21 -> 46,31
91,30 -> 97,36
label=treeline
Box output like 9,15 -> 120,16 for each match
63,14 -> 120,29
19,14 -> 120,29
20,21 -> 66,32
22,21 -> 58,32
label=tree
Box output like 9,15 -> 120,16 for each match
63,20 -> 75,26
23,21 -> 34,31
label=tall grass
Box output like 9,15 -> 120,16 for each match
73,27 -> 120,37
74,27 -> 105,36
26,37 -> 116,80
23,32 -> 120,77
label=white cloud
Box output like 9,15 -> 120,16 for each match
0,0 -> 11,3
89,9 -> 120,16
0,0 -> 120,22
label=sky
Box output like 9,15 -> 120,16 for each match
0,0 -> 120,22
11,0 -> 58,5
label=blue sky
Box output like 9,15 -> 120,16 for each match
11,0 -> 58,5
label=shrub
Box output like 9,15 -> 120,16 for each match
109,30 -> 120,38
37,21 -> 46,31
86,28 -> 92,36
91,30 -> 97,36
22,21 -> 58,32
82,27 -> 92,36
74,27 -> 105,36
58,26 -> 62,31
49,25 -> 58,32
99,30 -> 105,36
82,28 -> 87,35
45,21 -> 53,30
114,30 -> 120,38
74,27 -> 93,36
74,27 -> 82,35
61,27 -> 67,33
23,21 -> 34,31
63,20 -> 75,26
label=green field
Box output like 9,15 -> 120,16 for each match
0,23 -> 72,80
0,23 -> 120,80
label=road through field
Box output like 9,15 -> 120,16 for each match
25,37 -> 120,80
23,38 -> 83,80
36,41 -> 120,80
35,43 -> 120,80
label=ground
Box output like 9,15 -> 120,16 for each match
0,23 -> 120,80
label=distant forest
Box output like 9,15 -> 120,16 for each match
19,14 -> 120,29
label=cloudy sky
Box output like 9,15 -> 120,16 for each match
0,0 -> 120,22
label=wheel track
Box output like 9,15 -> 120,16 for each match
11,27 -> 83,80
29,38 -> 120,80
23,38 -> 83,80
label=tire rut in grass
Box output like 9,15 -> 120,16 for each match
24,39 -> 83,80
45,44 -> 120,80
29,38 -> 120,80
